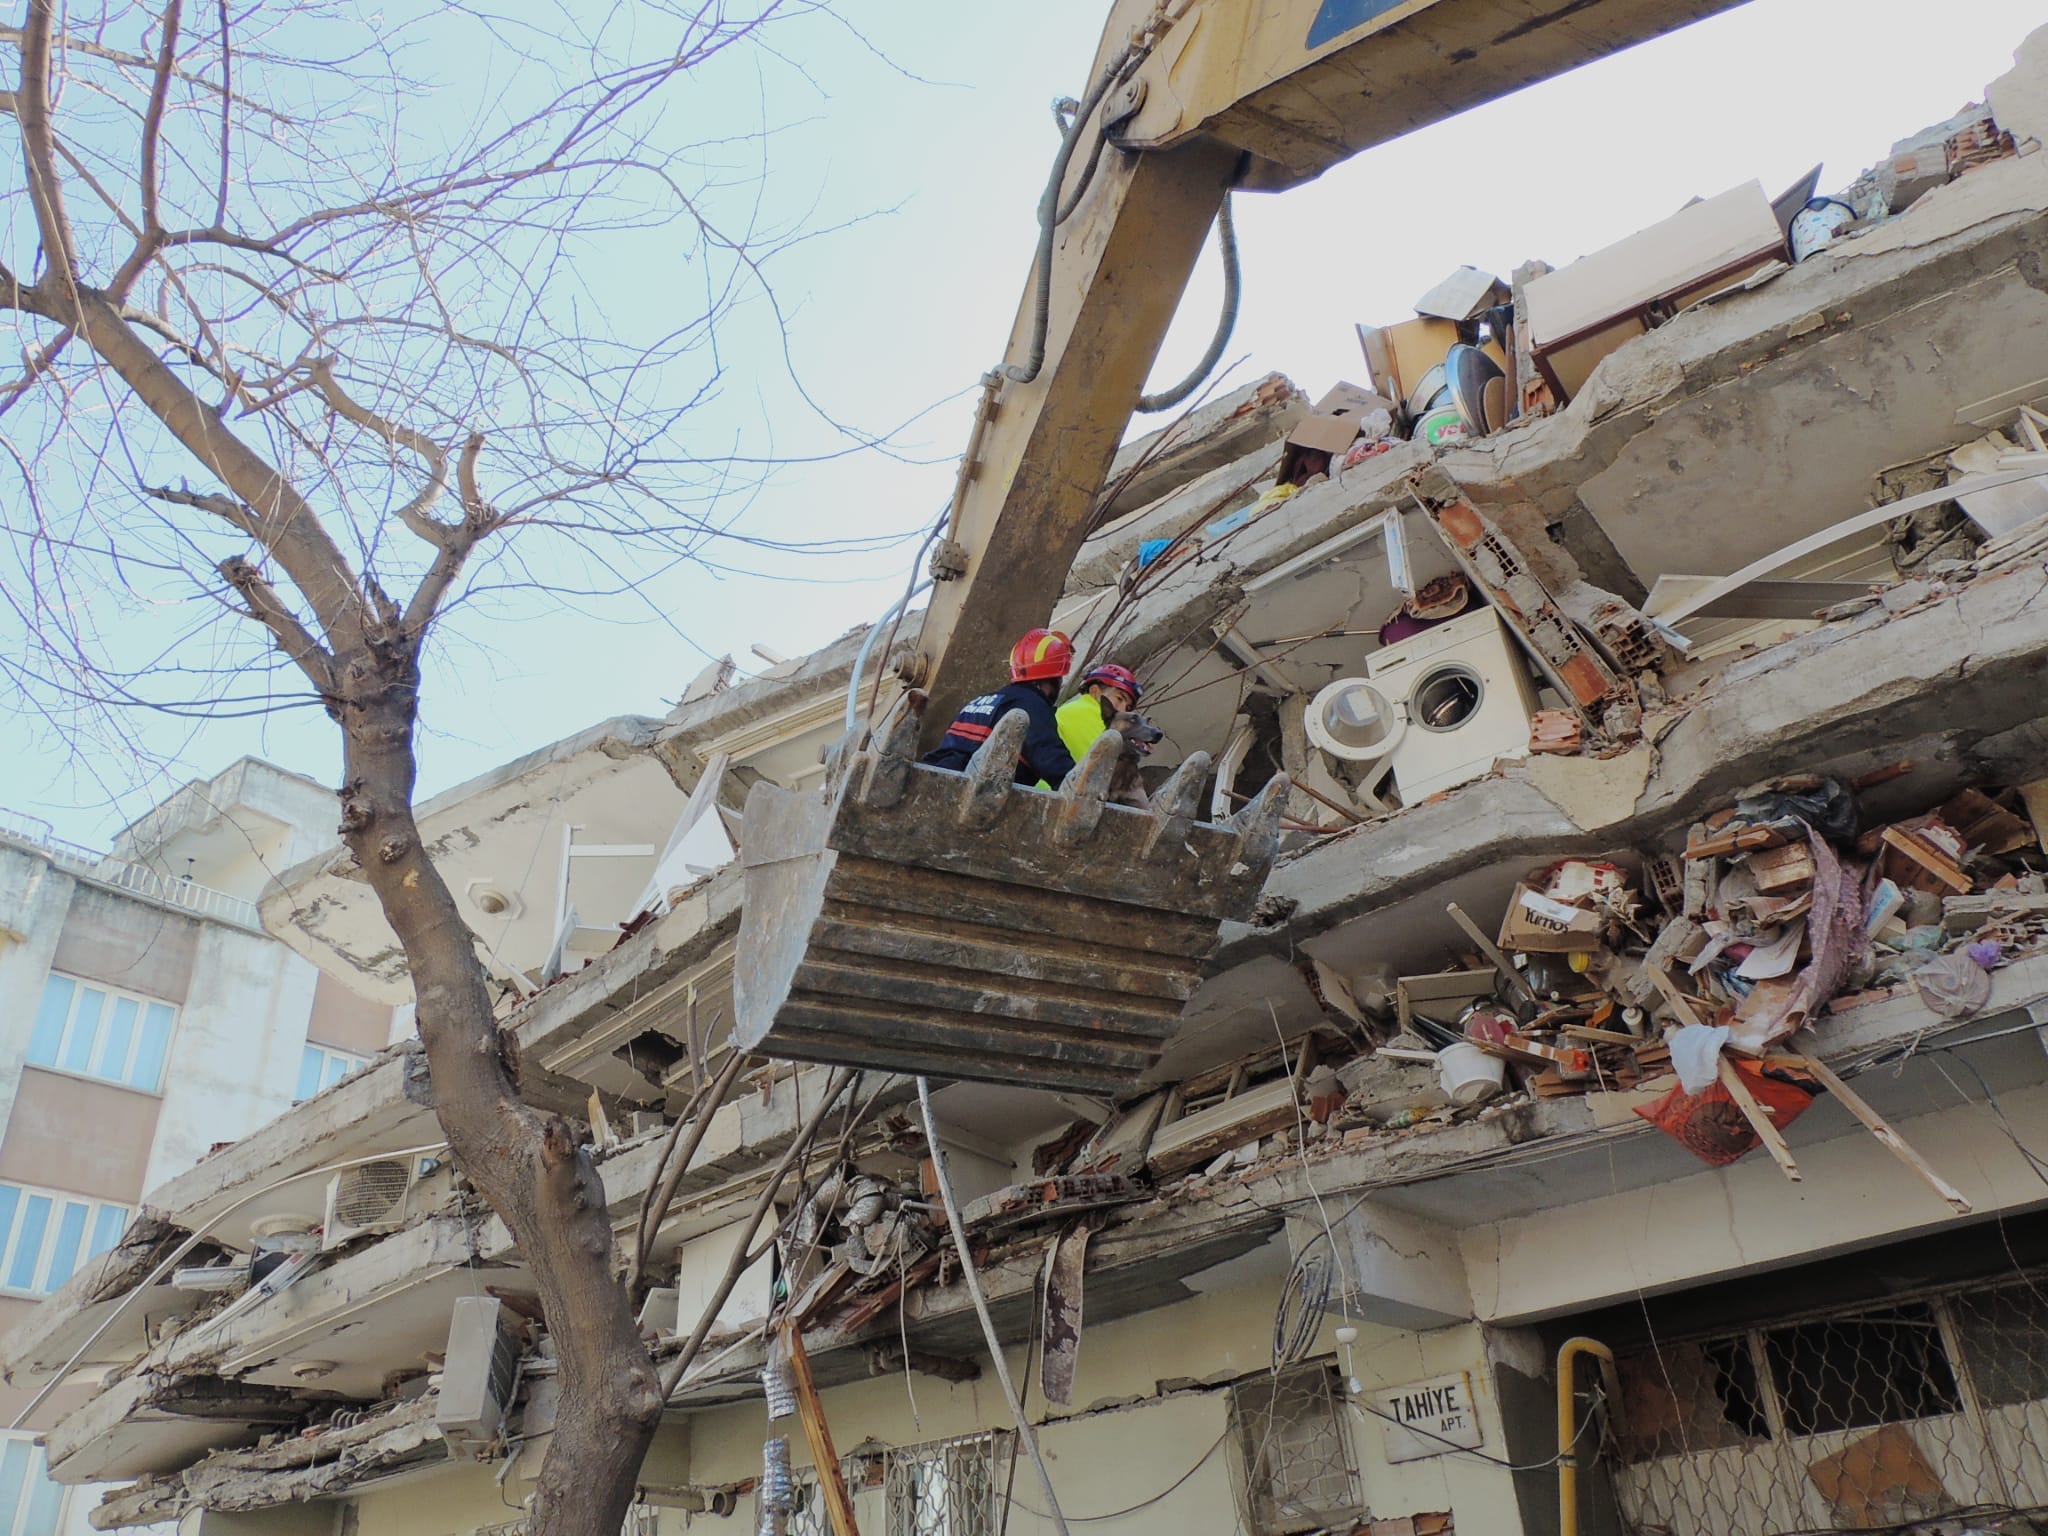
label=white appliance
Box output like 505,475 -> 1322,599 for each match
1304,606 -> 1537,803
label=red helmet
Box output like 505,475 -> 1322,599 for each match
1009,629 -> 1074,682
1081,663 -> 1142,703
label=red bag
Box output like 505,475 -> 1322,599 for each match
1636,1058 -> 1820,1167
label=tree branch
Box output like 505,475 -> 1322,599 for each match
306,357 -> 453,546
403,433 -> 503,637
137,0 -> 183,238
217,553 -> 338,700
16,0 -> 82,299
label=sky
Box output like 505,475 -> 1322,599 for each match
4,0 -> 2044,847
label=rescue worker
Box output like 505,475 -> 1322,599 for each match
922,629 -> 1080,788
1055,662 -> 1143,766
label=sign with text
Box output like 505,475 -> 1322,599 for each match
1374,1372 -> 1483,1464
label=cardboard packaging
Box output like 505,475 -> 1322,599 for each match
1498,882 -> 1605,954
1285,381 -> 1395,456
1525,181 -> 1788,401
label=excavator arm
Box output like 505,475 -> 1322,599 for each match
911,0 -> 1750,737
733,0 -> 1750,1095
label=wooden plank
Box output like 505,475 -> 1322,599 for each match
1880,826 -> 1973,894
1685,826 -> 1779,859
1645,964 -> 1708,1029
1445,902 -> 1537,1005
782,1322 -> 860,1536
1779,1054 -> 1972,1214
1717,1055 -> 1802,1184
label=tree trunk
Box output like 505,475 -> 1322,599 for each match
334,639 -> 661,1536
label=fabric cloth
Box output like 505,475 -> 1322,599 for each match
922,681 -> 1078,788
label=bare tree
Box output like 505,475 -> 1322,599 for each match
0,2 -> 901,1531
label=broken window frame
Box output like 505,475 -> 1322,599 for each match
295,1041 -> 367,1102
1230,1361 -> 1362,1536
0,1180 -> 128,1298
884,1431 -> 1009,1536
0,1431 -> 66,1535
25,971 -> 177,1093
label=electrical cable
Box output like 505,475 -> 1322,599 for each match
1273,1236 -> 1333,1373
1344,1393 -> 1604,1472
1136,192 -> 1241,415
1006,1429 -> 1230,1524
916,1076 -> 1072,1536
1005,46 -> 1143,386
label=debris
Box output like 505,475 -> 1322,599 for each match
1636,1058 -> 1819,1169
1909,948 -> 1995,1019
1528,710 -> 1583,754
1807,1424 -> 1956,1529
1039,1222 -> 1093,1408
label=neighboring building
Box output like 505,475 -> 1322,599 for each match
0,761 -> 394,1535
8,29 -> 2048,1536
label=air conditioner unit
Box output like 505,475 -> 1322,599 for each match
319,1156 -> 458,1250
437,1297 -> 522,1459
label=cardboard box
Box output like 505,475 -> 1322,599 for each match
1285,380 -> 1394,456
1355,317 -> 1458,407
1414,266 -> 1508,323
1525,181 -> 1787,401
1497,882 -> 1604,954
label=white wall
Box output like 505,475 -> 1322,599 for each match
145,926 -> 320,1192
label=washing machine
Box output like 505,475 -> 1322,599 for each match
1304,606 -> 1538,803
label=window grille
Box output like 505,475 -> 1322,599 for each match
0,1182 -> 128,1296
1611,1275 -> 2048,1533
297,1042 -> 367,1102
1231,1363 -> 1360,1535
0,1434 -> 66,1536
885,1432 -> 1007,1536
26,973 -> 176,1092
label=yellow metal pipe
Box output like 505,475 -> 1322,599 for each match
1557,1336 -> 1617,1536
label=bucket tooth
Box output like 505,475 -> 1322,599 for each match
857,691 -> 927,809
1050,731 -> 1122,847
1230,772 -> 1290,870
959,709 -> 1031,827
1141,750 -> 1210,860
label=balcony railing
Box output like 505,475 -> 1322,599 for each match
0,807 -> 263,930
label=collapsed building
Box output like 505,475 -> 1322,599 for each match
8,27 -> 2048,1536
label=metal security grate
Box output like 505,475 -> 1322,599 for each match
1232,1363 -> 1360,1535
1611,1275 -> 2048,1534
885,1432 -> 1008,1536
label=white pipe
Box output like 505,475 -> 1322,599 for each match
844,580 -> 931,735
915,1077 -> 1071,1536
11,1142 -> 447,1428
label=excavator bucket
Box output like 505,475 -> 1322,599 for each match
733,698 -> 1290,1095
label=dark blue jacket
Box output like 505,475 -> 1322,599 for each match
922,681 -> 1078,788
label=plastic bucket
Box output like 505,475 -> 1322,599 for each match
1436,1042 -> 1507,1105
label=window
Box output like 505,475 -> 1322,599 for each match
0,1182 -> 128,1297
1612,1277 -> 2048,1534
886,1433 -> 1006,1536
26,973 -> 175,1092
1763,1303 -> 1960,1436
296,1043 -> 367,1102
1231,1364 -> 1359,1535
0,1433 -> 67,1535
